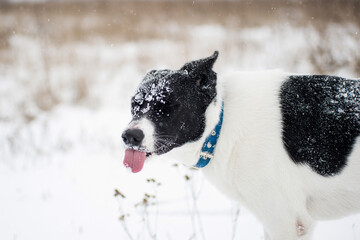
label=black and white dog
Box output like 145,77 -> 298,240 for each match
122,51 -> 360,240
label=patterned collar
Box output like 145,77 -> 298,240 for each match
193,101 -> 224,168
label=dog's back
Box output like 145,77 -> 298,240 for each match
280,75 -> 360,177
280,75 -> 360,220
204,70 -> 360,239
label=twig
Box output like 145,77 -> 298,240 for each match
231,204 -> 241,240
114,190 -> 135,240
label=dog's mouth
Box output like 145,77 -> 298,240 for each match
123,148 -> 152,173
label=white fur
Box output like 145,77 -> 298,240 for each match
165,70 -> 360,240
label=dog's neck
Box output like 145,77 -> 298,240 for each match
193,100 -> 224,168
167,84 -> 224,167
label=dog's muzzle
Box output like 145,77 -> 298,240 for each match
122,128 -> 144,147
122,119 -> 155,173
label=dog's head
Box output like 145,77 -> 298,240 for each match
122,51 -> 219,173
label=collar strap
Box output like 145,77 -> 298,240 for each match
193,101 -> 224,168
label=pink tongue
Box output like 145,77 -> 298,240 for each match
123,149 -> 147,173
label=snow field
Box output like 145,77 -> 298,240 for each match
0,2 -> 360,239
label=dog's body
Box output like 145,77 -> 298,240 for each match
122,52 -> 360,240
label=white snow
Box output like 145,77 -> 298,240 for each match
0,16 -> 360,240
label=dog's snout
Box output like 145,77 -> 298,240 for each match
122,128 -> 145,146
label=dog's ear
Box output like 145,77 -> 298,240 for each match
181,51 -> 218,74
180,51 -> 218,88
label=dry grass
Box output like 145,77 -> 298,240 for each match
1,1 -> 359,68
0,0 -> 359,45
0,0 -> 359,120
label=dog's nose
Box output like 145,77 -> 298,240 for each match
122,129 -> 144,146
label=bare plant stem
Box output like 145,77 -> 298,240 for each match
184,170 -> 206,240
190,181 -> 206,240
144,205 -> 157,240
115,196 -> 135,240
231,204 -> 241,240
120,220 -> 135,240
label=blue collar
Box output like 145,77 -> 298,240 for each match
194,101 -> 224,168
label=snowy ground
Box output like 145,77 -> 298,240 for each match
0,1 -> 360,240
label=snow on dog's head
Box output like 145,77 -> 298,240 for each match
122,51 -> 219,173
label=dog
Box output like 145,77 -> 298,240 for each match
122,51 -> 360,240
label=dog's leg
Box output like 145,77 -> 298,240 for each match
264,212 -> 315,240
253,194 -> 315,240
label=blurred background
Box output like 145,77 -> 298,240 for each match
0,0 -> 359,240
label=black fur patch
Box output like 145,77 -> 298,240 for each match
130,52 -> 219,154
280,75 -> 360,176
